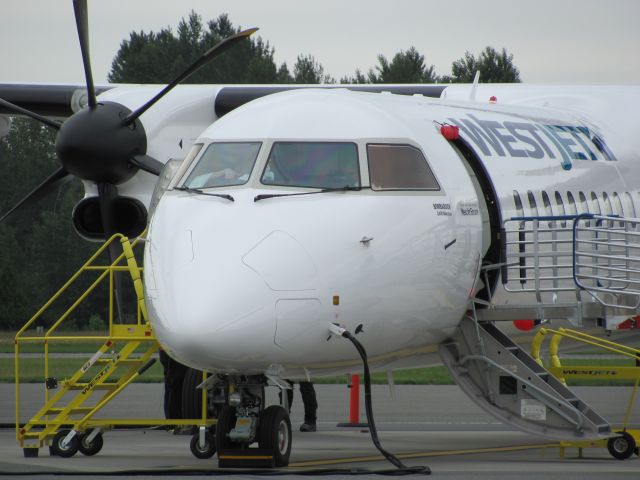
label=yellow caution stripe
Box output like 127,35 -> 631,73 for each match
290,443 -> 557,468
218,455 -> 274,460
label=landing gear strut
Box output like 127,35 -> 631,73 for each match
216,376 -> 292,468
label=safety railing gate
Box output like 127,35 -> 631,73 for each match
476,214 -> 640,327
15,234 -> 214,458
531,327 -> 640,459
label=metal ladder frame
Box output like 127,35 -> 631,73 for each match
15,234 -> 214,454
531,326 -> 640,458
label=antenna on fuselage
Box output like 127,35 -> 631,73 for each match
469,71 -> 480,101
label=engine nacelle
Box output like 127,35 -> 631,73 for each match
72,196 -> 147,241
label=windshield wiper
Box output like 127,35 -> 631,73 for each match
254,186 -> 362,202
174,186 -> 234,202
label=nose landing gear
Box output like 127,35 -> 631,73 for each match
258,405 -> 292,467
216,376 -> 292,468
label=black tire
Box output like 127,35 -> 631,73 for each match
78,430 -> 103,456
607,431 -> 636,460
190,432 -> 216,459
50,429 -> 79,458
181,368 -> 204,420
258,405 -> 292,467
215,406 -> 237,452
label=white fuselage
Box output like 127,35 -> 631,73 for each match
144,90 -> 485,377
136,85 -> 640,379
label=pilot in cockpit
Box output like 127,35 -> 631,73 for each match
184,142 -> 259,189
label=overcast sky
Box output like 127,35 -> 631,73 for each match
1,0 -> 638,85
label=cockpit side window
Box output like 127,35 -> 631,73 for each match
183,142 -> 261,189
261,142 -> 360,189
367,144 -> 440,191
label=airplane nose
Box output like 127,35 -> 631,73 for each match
146,246 -> 279,369
144,216 -> 281,371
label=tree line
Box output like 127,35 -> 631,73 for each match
109,12 -> 520,85
0,12 -> 520,330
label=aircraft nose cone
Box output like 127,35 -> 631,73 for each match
242,230 -> 318,291
143,208 -> 281,371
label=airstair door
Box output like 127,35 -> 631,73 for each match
440,315 -> 611,440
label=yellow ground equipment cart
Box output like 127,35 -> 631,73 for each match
15,234 -> 216,459
532,327 -> 640,460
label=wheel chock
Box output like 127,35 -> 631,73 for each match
23,448 -> 38,458
218,448 -> 275,468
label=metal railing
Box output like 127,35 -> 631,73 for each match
573,215 -> 640,306
473,214 -> 640,326
502,215 -> 579,297
14,233 -> 215,454
499,214 -> 640,308
15,234 -> 148,443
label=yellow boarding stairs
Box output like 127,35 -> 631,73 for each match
532,327 -> 640,460
15,234 -> 216,459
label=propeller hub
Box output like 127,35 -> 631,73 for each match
56,101 -> 147,184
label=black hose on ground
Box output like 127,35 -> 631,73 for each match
339,329 -> 430,475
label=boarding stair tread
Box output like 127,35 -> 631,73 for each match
95,357 -> 145,363
13,234 -> 182,454
44,407 -> 95,415
65,383 -> 118,390
18,337 -> 159,449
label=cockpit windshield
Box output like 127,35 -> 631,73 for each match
261,142 -> 360,189
183,142 -> 261,188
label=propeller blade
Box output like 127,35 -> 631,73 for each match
97,182 -> 118,238
72,0 -> 97,109
0,98 -> 61,130
97,182 -> 126,323
124,27 -> 259,125
130,154 -> 164,176
0,167 -> 70,223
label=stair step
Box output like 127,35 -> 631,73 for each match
22,421 -> 72,427
66,383 -> 118,390
95,358 -> 143,364
44,406 -> 94,415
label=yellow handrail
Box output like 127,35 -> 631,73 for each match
15,234 -> 121,338
121,236 -> 147,322
532,327 -> 640,364
14,233 -> 147,438
14,232 -> 216,453
15,233 -> 146,341
531,325 -> 640,427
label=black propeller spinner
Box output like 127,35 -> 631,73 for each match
0,0 -> 257,237
56,102 -> 146,185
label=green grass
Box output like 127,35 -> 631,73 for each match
3,357 -> 164,383
2,330 -> 638,386
3,357 -> 637,385
3,330 -> 155,356
314,367 -> 455,385
2,330 -> 111,354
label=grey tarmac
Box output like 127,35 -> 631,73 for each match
1,383 -> 639,479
